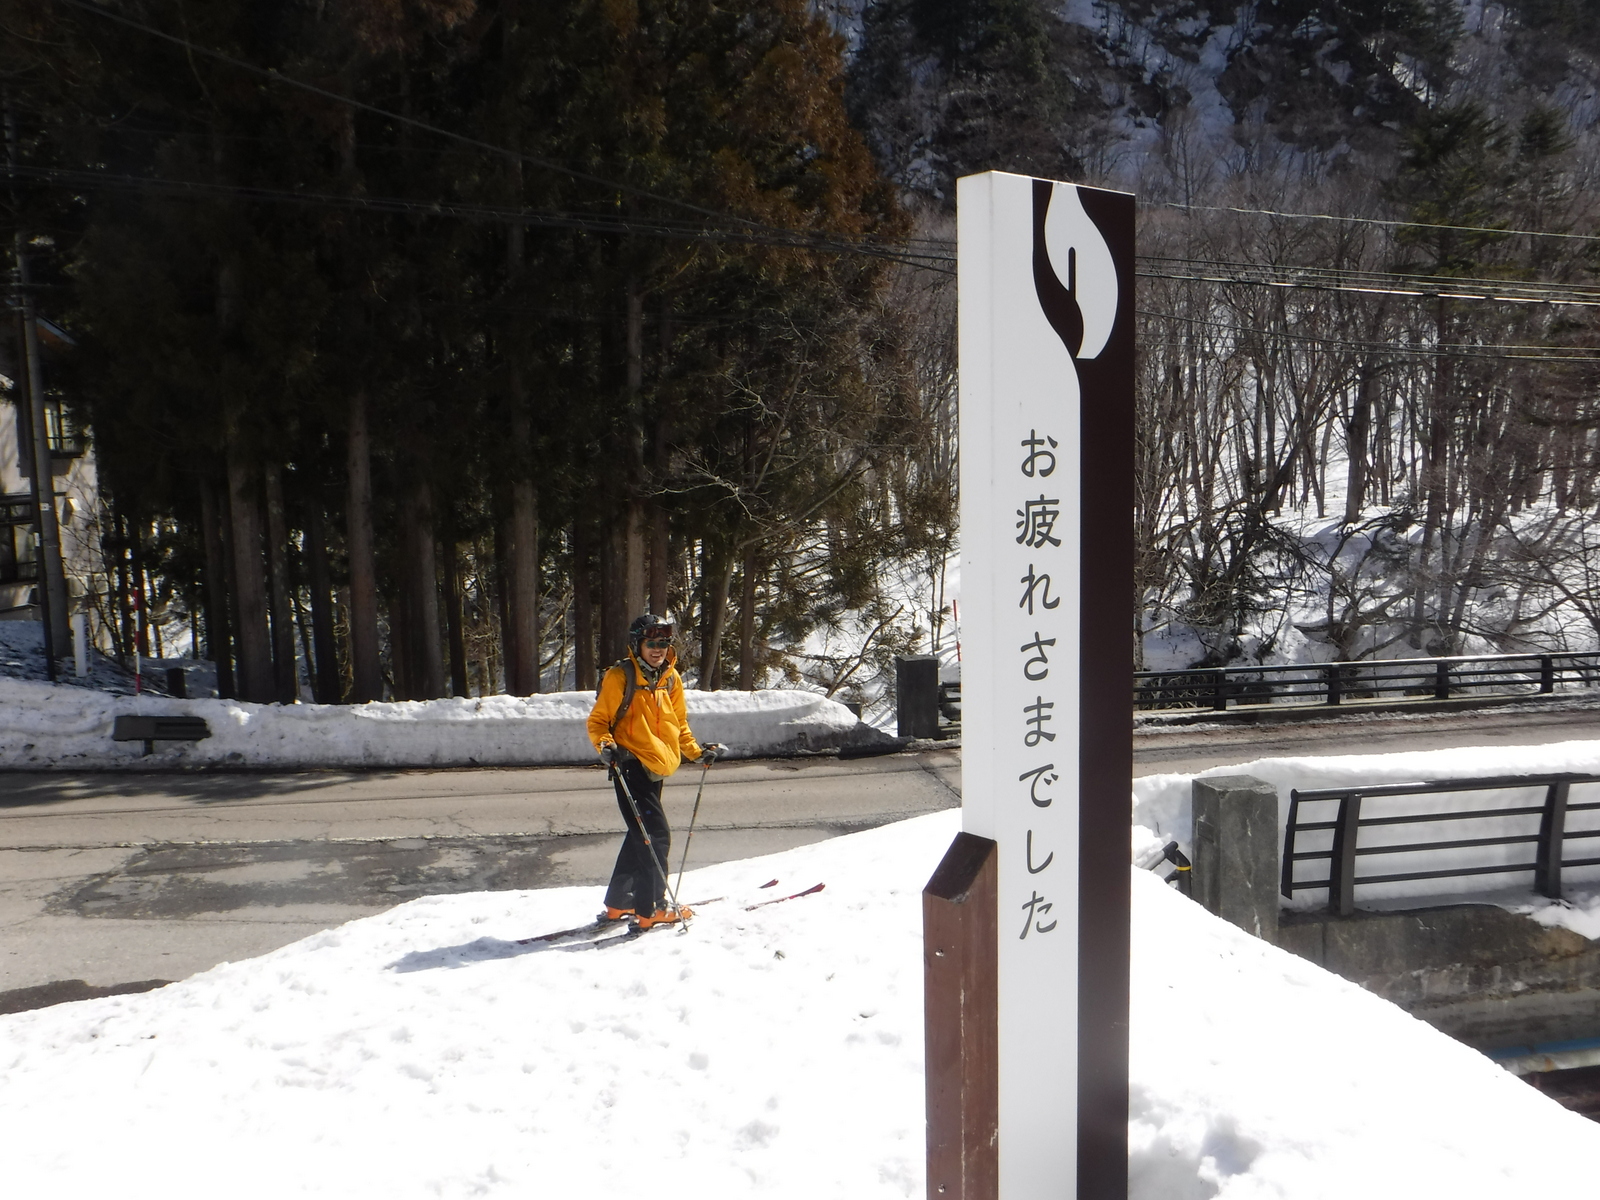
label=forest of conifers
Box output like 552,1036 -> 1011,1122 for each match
7,0 -> 1600,703
2,0 -> 955,706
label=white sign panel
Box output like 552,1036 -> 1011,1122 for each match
957,170 -> 1134,1198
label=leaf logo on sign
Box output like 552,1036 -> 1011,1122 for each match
1030,179 -> 1119,362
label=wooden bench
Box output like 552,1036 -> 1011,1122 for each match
112,715 -> 211,757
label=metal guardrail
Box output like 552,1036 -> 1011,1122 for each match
938,680 -> 960,724
1282,773 -> 1600,915
1135,651 -> 1600,712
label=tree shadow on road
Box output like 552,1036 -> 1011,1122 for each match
0,770 -> 399,810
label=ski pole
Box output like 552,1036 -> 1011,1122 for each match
674,759 -> 712,900
610,761 -> 687,920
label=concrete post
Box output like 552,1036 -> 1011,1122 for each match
1192,775 -> 1280,942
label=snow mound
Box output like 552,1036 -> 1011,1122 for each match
1129,859 -> 1600,1197
0,677 -> 880,769
2,810 -> 1596,1198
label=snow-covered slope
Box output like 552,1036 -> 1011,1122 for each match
2,808 -> 1595,1198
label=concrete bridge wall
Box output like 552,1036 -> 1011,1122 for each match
1191,775 -> 1600,1053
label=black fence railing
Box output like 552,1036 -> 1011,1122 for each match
1135,651 -> 1600,712
938,680 -> 960,728
1282,774 -> 1600,915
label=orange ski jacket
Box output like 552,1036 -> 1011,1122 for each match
586,649 -> 704,778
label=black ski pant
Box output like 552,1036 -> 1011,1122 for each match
604,757 -> 670,914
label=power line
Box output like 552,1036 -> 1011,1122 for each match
28,110 -> 971,245
15,13 -> 1600,301
8,102 -> 954,252
0,161 -> 956,273
1145,254 -> 1600,296
1153,198 -> 1600,246
47,0 -> 943,268
1139,308 -> 1600,364
28,150 -> 1600,297
50,0 -> 750,226
20,156 -> 1600,300
1138,259 -> 1600,306
1136,335 -> 1600,366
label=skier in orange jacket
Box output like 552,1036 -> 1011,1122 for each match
587,614 -> 721,929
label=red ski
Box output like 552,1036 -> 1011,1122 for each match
744,882 -> 824,910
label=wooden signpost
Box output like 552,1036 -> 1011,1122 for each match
925,171 -> 1135,1199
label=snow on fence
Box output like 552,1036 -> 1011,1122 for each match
0,678 -> 882,770
1133,740 -> 1600,912
1281,774 -> 1600,914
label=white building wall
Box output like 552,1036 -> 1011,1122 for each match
0,387 -> 104,624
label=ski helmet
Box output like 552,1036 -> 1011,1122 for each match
629,613 -> 674,656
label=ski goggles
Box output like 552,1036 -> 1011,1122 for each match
641,625 -> 674,648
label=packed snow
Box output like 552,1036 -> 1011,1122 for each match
0,675 -> 882,769
3,807 -> 1599,1198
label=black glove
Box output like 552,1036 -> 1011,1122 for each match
700,743 -> 723,764
599,742 -> 617,767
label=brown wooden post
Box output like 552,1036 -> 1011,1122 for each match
924,832 -> 998,1200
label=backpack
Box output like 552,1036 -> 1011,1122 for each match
605,658 -> 675,737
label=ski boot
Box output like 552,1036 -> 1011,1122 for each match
635,905 -> 693,930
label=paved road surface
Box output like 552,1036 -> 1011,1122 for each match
1132,698 -> 1600,775
6,699 -> 1600,1009
0,751 -> 960,1002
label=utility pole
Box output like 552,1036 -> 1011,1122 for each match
6,97 -> 70,674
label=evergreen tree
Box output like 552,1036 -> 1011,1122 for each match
848,0 -> 1079,207
1,0 -> 924,702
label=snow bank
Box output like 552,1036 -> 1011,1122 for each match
0,677 -> 881,769
1127,859 -> 1600,1197
2,809 -> 1595,1198
1134,739 -> 1600,910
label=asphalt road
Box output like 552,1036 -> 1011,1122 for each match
1131,697 -> 1600,775
0,751 -> 961,1003
6,698 -> 1600,1011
